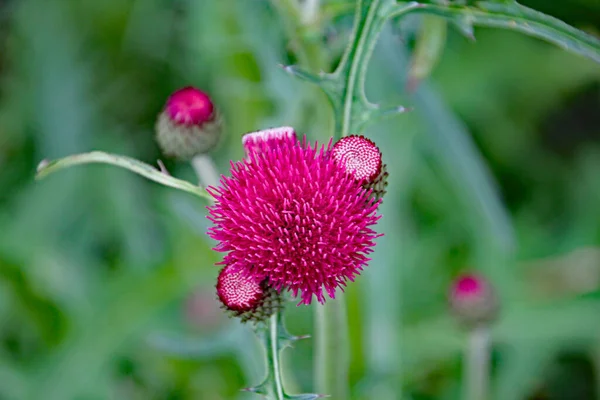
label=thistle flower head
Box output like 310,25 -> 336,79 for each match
216,264 -> 281,323
332,135 -> 382,183
208,127 -> 381,304
449,273 -> 498,327
155,86 -> 222,159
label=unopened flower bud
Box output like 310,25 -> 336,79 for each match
155,86 -> 222,160
332,135 -> 388,201
449,273 -> 498,328
216,264 -> 282,323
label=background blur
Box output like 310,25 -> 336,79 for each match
1,0 -> 599,399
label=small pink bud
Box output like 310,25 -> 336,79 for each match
332,135 -> 382,182
449,273 -> 498,328
216,264 -> 282,323
332,135 -> 388,202
155,86 -> 222,159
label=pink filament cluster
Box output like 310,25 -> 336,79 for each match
165,86 -> 214,126
216,264 -> 265,312
332,135 -> 382,182
451,273 -> 486,301
208,128 -> 381,304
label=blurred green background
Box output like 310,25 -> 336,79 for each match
0,0 -> 599,399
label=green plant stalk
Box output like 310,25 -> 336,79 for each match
248,311 -> 320,400
315,298 -> 350,398
261,313 -> 287,399
464,326 -> 492,400
35,151 -> 212,201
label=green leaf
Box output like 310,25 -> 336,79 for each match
387,1 -> 600,64
36,151 -> 212,202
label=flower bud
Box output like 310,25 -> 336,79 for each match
332,135 -> 388,201
216,264 -> 282,323
449,273 -> 498,328
155,86 -> 222,160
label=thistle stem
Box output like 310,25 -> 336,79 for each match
191,154 -> 220,188
263,312 -> 286,399
464,326 -> 491,400
315,298 -> 350,399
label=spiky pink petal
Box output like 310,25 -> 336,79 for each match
332,135 -> 382,183
207,133 -> 381,304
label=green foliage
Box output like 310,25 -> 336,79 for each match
1,0 -> 599,399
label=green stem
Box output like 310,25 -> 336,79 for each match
264,313 -> 286,399
250,311 -> 320,400
336,0 -> 385,138
35,151 -> 212,201
315,298 -> 350,399
464,326 -> 491,400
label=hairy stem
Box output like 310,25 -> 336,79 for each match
464,326 -> 491,400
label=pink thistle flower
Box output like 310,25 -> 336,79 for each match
449,273 -> 498,327
155,86 -> 222,159
207,127 -> 382,304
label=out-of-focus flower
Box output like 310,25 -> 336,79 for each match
207,127 -> 381,305
449,273 -> 498,327
155,86 -> 222,159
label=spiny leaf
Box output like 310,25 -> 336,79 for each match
386,1 -> 600,64
36,151 -> 212,201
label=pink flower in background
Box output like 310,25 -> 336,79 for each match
449,273 -> 498,326
164,86 -> 215,126
155,86 -> 222,159
207,127 -> 381,304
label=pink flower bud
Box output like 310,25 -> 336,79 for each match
216,264 -> 282,323
449,273 -> 498,327
332,135 -> 388,201
155,86 -> 222,159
